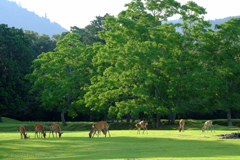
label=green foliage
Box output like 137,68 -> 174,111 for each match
24,31 -> 56,60
0,24 -> 33,118
26,33 -> 93,125
84,0 -> 215,126
202,18 -> 240,124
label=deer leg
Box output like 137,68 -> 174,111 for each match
182,126 -> 184,132
107,129 -> 111,137
211,126 -> 214,132
21,133 -> 22,139
92,130 -> 96,138
97,130 -> 100,137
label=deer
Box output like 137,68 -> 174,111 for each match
202,120 -> 215,132
49,123 -> 63,138
135,121 -> 148,134
179,119 -> 185,132
91,123 -> 106,138
89,122 -> 110,138
19,126 -> 30,139
34,123 -> 46,138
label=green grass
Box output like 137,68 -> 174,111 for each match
0,130 -> 240,160
0,117 -> 240,159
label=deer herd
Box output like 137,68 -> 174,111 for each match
19,119 -> 215,139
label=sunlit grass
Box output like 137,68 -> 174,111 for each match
0,130 -> 240,160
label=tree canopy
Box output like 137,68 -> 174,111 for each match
0,24 -> 32,122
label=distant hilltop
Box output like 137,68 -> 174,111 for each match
1,0 -> 239,38
0,0 -> 68,37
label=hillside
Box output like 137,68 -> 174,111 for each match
0,0 -> 68,37
168,16 -> 240,33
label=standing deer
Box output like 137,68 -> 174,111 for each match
89,122 -> 110,138
135,121 -> 148,134
34,123 -> 46,138
19,126 -> 30,139
202,120 -> 215,132
49,123 -> 63,138
91,123 -> 106,138
179,119 -> 185,132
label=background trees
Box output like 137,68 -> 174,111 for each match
1,0 -> 240,125
0,24 -> 32,122
26,33 -> 93,126
84,0 -> 213,127
203,18 -> 240,126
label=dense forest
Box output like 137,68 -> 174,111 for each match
1,0 -> 240,127
0,0 -> 67,37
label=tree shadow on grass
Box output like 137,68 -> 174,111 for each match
1,136 -> 240,160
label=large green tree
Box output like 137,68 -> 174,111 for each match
84,0 -> 181,125
202,18 -> 240,126
84,0 -> 214,126
26,33 -> 93,125
0,24 -> 32,122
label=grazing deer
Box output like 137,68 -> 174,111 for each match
49,123 -> 63,138
135,121 -> 148,134
179,119 -> 185,132
91,123 -> 106,138
19,126 -> 30,139
202,120 -> 215,132
34,123 -> 46,138
89,122 -> 110,138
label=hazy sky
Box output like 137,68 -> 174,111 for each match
8,0 -> 240,31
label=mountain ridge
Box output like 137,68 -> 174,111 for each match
0,0 -> 68,37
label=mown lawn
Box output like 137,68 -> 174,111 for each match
0,129 -> 240,159
0,117 -> 240,159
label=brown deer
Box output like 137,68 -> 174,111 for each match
19,126 -> 30,139
34,123 -> 46,138
91,123 -> 106,138
89,122 -> 110,138
49,123 -> 63,138
202,120 -> 215,132
179,119 -> 185,132
135,121 -> 148,134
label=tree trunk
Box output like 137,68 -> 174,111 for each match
156,113 -> 161,127
111,117 -> 114,123
131,115 -> 136,123
121,118 -> 123,122
117,118 -> 119,123
151,113 -> 156,128
126,114 -> 130,122
227,110 -> 232,126
0,113 -> 2,122
171,113 -> 176,125
61,107 -> 68,126
90,115 -> 94,122
168,113 -> 172,124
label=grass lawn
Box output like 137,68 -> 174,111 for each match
0,118 -> 240,160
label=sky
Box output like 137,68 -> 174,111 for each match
8,0 -> 240,31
